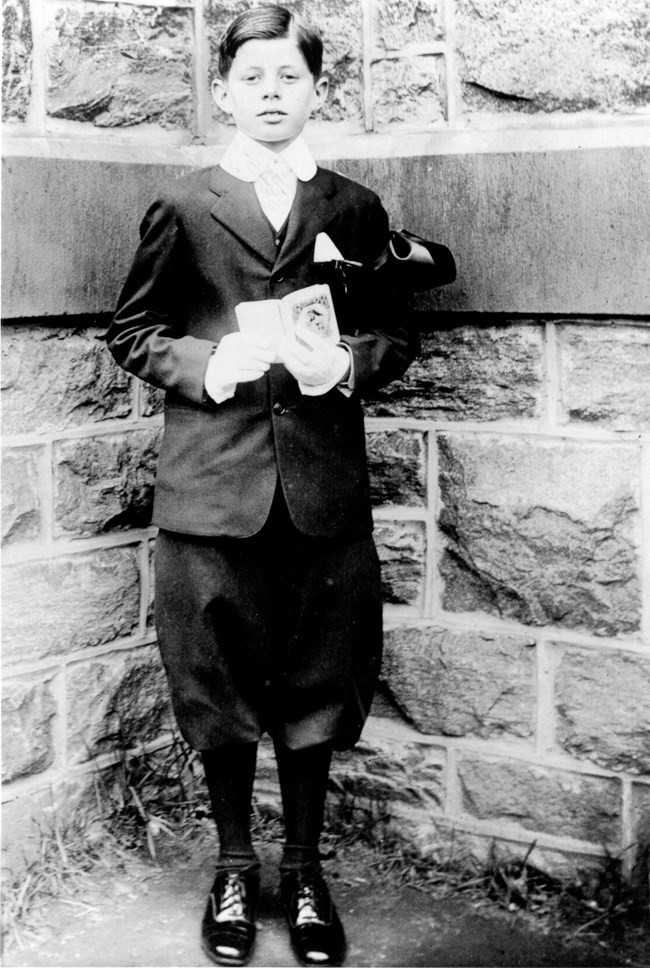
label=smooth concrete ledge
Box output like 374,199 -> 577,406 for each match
3,116 -> 650,165
2,138 -> 650,317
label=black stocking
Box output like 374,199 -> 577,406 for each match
201,742 -> 260,872
273,739 -> 332,875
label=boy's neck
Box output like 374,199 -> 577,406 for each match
243,131 -> 301,154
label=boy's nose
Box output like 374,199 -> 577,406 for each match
262,77 -> 281,98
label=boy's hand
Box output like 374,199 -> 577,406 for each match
204,332 -> 275,403
277,330 -> 351,396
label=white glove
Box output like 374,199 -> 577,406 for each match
204,332 -> 275,404
277,329 -> 351,396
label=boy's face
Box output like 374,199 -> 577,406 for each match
213,36 -> 328,152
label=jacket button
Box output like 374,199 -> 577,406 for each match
272,401 -> 286,415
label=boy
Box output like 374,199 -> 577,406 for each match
106,6 -> 419,966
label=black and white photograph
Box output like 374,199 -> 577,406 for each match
2,1 -> 649,966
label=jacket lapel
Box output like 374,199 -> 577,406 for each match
208,167 -> 278,265
273,169 -> 340,276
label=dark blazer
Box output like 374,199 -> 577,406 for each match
106,164 -> 419,538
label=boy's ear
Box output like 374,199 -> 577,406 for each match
312,75 -> 329,113
212,78 -> 231,115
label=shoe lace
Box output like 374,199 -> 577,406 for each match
295,883 -> 326,926
214,874 -> 247,922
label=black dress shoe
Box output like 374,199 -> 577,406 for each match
201,870 -> 259,966
280,869 -> 346,967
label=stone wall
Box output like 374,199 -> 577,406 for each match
3,0 -> 650,884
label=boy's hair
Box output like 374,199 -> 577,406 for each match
217,5 -> 323,79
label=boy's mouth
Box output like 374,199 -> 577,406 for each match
259,110 -> 287,117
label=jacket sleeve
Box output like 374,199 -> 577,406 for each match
105,197 -> 216,406
338,197 -> 420,398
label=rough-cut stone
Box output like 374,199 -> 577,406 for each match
373,0 -> 443,52
2,786 -> 61,877
630,782 -> 650,889
382,625 -> 536,740
374,520 -> 426,606
205,0 -> 363,126
372,55 -> 445,127
554,646 -> 650,774
365,327 -> 544,421
2,548 -> 141,666
559,324 -> 650,431
458,756 -> 621,845
437,827 -> 607,881
147,539 -> 155,628
45,2 -> 193,128
0,779 -> 105,879
369,685 -> 405,721
631,784 -> 650,847
254,734 -> 281,812
1,327 -> 132,435
53,427 -> 162,536
2,674 -> 57,783
66,647 -> 171,763
456,0 -> 650,114
2,0 -> 32,121
438,434 -> 642,636
367,430 -> 427,507
1,448 -> 42,546
140,382 -> 164,418
328,718 -> 446,851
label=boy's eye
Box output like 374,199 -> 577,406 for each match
281,73 -> 299,81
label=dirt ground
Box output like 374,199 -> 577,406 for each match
4,840 -> 648,968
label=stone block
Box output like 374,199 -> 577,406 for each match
253,736 -> 282,817
366,326 -> 544,420
371,55 -> 445,127
367,430 -> 427,506
438,434 -> 642,636
53,427 -> 162,536
369,685 -> 405,721
375,520 -> 426,606
66,646 -> 172,764
304,0 -> 364,124
458,755 -> 621,845
328,719 -> 446,851
456,0 -> 650,114
2,787 -> 56,880
147,538 -> 156,629
559,324 -> 650,431
2,0 -> 32,121
631,784 -> 650,848
1,447 -> 42,546
382,625 -> 536,740
44,1 -> 194,128
630,782 -> 650,890
2,547 -> 141,666
554,646 -> 650,774
2,673 -> 58,783
1,326 -> 132,435
372,0 -> 444,52
205,0 -> 363,125
437,826 -> 607,881
140,381 -> 164,418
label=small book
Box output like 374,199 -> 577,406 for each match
235,284 -> 339,361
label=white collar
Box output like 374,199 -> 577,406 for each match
220,131 -> 317,183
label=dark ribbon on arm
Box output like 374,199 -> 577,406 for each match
373,229 -> 456,292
